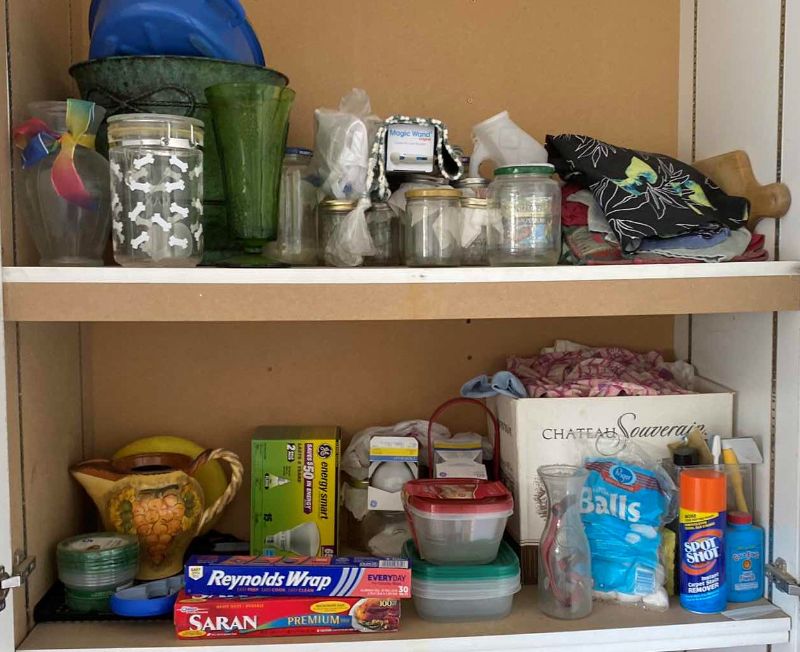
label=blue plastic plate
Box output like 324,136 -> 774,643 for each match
89,0 -> 265,66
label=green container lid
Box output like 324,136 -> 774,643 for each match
57,533 -> 139,568
403,539 -> 519,580
494,164 -> 555,176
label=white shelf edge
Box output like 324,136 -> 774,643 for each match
4,261 -> 800,286
20,612 -> 790,652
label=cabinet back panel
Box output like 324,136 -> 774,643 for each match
84,317 -> 673,537
68,0 -> 680,155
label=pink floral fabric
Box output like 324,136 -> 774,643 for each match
508,347 -> 691,398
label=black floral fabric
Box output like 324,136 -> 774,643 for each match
546,135 -> 749,253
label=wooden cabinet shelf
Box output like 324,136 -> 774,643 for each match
4,262 -> 800,322
18,595 -> 789,652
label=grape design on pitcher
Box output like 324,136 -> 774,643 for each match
108,481 -> 202,565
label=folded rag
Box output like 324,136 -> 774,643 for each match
508,346 -> 692,398
461,371 -> 528,399
547,134 -> 749,253
638,227 -> 731,252
637,227 -> 750,262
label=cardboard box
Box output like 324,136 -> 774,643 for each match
368,436 -> 419,511
251,426 -> 340,557
492,378 -> 733,582
184,554 -> 411,598
174,591 -> 401,639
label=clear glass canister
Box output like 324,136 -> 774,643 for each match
319,198 -> 357,267
107,114 -> 204,267
404,188 -> 462,267
365,202 -> 401,266
487,164 -> 561,266
269,147 -> 318,265
460,197 -> 490,265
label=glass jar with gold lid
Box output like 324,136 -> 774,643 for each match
318,198 -> 358,266
404,187 -> 462,267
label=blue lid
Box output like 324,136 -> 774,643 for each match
110,575 -> 184,617
286,147 -> 313,157
89,0 -> 265,66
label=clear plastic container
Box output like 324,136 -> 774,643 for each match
318,198 -> 357,267
268,147 -> 318,265
107,113 -> 204,267
57,533 -> 139,590
487,164 -> 561,266
402,479 -> 513,565
404,188 -> 462,267
404,540 -> 520,622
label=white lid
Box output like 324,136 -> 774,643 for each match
412,573 -> 521,600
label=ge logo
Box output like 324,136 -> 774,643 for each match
318,444 -> 332,458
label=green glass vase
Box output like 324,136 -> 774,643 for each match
206,83 -> 296,266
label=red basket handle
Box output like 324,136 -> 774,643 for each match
427,397 -> 501,479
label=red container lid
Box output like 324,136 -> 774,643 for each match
728,511 -> 753,525
402,479 -> 513,515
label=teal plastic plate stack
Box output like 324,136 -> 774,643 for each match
57,533 -> 139,612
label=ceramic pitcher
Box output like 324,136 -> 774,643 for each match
70,448 -> 243,580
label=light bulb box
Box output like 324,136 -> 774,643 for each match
367,436 -> 419,511
490,377 -> 734,583
251,426 -> 341,557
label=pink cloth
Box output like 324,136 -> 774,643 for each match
508,347 -> 691,398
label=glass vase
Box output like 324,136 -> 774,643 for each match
537,464 -> 593,619
22,101 -> 111,266
205,83 -> 295,266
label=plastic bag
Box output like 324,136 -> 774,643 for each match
579,434 -> 677,610
310,89 -> 380,199
324,196 -> 377,266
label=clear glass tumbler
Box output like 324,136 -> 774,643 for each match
21,101 -> 111,266
206,83 -> 296,266
537,464 -> 593,619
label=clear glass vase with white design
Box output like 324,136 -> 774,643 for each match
22,101 -> 111,266
107,114 -> 204,267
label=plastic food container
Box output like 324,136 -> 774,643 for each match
402,478 -> 513,565
57,533 -> 139,612
404,539 -> 521,622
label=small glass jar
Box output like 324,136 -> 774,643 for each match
364,202 -> 401,266
319,198 -> 357,267
460,197 -> 490,265
455,177 -> 490,199
487,164 -> 561,266
404,188 -> 462,267
107,114 -> 204,267
269,147 -> 318,265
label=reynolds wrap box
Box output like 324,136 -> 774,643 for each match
184,554 -> 412,598
251,426 -> 340,557
174,591 -> 401,639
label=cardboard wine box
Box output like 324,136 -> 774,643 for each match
490,378 -> 734,584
